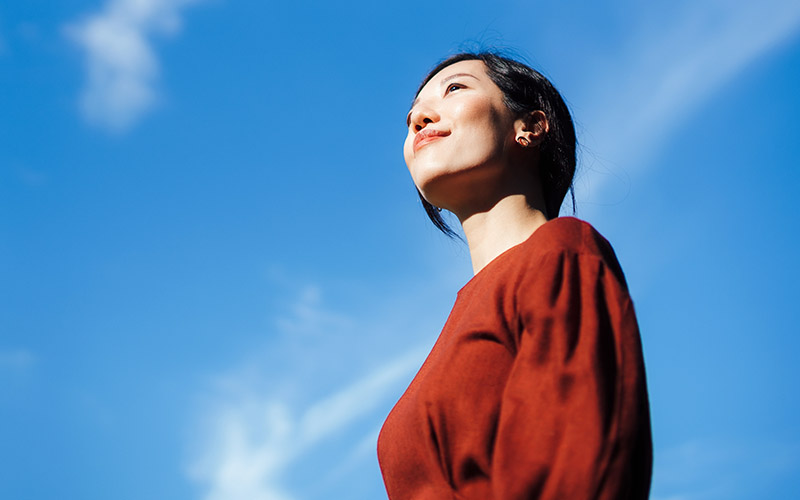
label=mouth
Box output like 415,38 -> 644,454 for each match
413,129 -> 450,153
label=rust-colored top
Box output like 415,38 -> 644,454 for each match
377,217 -> 652,500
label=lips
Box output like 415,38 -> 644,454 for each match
413,128 -> 450,153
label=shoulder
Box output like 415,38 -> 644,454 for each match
525,217 -> 613,258
519,217 -> 629,290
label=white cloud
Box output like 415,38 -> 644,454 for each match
576,0 -> 800,204
188,399 -> 295,500
66,0 -> 202,131
186,284 -> 435,500
188,350 -> 424,500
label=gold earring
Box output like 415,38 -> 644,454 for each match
517,137 -> 530,147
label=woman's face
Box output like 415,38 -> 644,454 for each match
404,60 -> 519,210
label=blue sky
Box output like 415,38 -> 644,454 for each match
1,1 -> 799,499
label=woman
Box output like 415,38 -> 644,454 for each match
377,53 -> 652,500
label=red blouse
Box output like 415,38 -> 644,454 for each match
377,217 -> 652,500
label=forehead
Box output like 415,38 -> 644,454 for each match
417,59 -> 490,96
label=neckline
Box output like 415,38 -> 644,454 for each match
456,216 -> 569,296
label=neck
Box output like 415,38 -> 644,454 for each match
458,194 -> 549,275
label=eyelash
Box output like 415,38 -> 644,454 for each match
445,83 -> 464,95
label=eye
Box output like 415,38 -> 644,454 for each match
445,83 -> 464,95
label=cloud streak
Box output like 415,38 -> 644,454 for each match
187,350 -> 424,500
576,0 -> 800,203
67,0 -> 202,131
186,284 -> 432,500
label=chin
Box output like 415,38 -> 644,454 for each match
419,160 -> 504,207
414,170 -> 475,212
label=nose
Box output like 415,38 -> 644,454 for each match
408,104 -> 439,132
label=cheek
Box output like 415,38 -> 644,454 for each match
403,133 -> 425,188
457,94 -> 492,119
454,97 -> 507,143
403,134 -> 414,169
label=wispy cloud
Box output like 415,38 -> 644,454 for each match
187,349 -> 425,500
576,0 -> 800,203
66,0 -> 202,131
186,284 -> 435,500
273,285 -> 354,336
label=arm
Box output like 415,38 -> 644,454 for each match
491,251 -> 652,500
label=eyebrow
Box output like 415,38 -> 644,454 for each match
409,73 -> 480,110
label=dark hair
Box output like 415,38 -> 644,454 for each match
412,52 -> 577,237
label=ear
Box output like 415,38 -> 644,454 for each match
514,110 -> 549,148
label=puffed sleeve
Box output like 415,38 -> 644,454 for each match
491,250 -> 652,500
